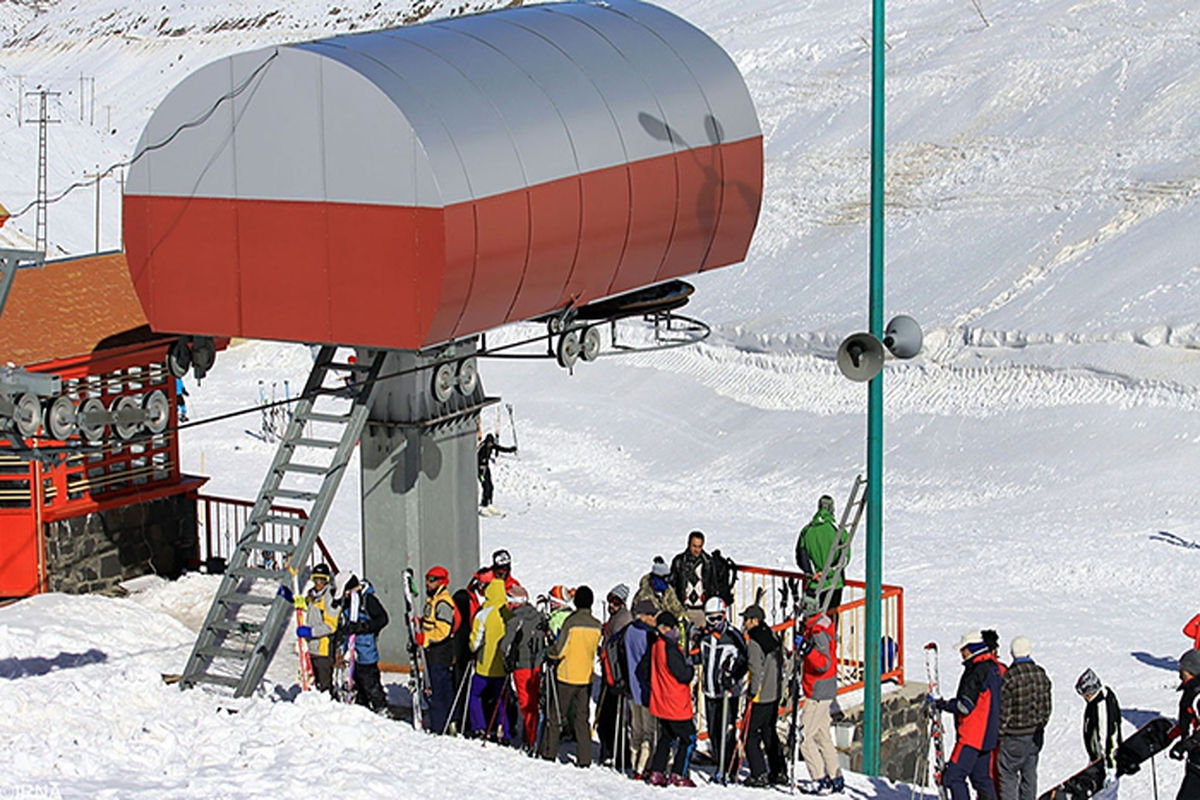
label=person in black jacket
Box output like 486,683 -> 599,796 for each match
741,604 -> 788,788
669,530 -> 716,629
1170,649 -> 1200,800
998,636 -> 1052,800
477,432 -> 516,509
337,575 -> 389,713
1075,668 -> 1122,773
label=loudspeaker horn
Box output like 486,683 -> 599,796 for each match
883,315 -> 923,359
836,332 -> 885,382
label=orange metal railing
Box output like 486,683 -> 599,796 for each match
195,494 -> 338,575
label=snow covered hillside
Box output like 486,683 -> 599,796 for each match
2,0 -> 1199,797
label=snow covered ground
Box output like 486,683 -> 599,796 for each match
2,0 -> 1199,797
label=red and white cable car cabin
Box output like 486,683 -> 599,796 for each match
122,0 -> 762,348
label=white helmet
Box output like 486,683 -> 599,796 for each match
704,597 -> 727,618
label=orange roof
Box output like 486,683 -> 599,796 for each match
0,251 -> 157,366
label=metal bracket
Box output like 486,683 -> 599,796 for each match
0,248 -> 45,322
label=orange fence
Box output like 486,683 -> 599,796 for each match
733,564 -> 904,694
195,494 -> 338,575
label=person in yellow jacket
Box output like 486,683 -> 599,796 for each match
421,566 -> 458,734
541,585 -> 603,767
298,564 -> 339,695
468,578 -> 511,738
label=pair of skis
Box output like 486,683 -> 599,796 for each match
334,591 -> 360,704
923,643 -> 950,800
286,562 -> 315,691
402,567 -> 430,731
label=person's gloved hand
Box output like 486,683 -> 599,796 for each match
794,633 -> 806,652
296,625 -> 312,639
799,639 -> 814,656
1169,741 -> 1186,761
343,621 -> 364,635
293,596 -> 308,611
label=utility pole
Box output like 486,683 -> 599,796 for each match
16,75 -> 23,128
85,168 -> 103,253
89,77 -> 95,126
26,89 -> 60,254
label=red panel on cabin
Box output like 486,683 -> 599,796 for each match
565,166 -> 631,307
509,177 -> 582,322
657,144 -> 723,282
452,190 -> 530,337
608,153 -> 677,296
702,137 -> 763,271
427,203 -> 478,345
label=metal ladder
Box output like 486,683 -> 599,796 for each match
809,473 -> 868,615
180,345 -> 386,696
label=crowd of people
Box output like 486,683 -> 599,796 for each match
928,626 -> 1200,800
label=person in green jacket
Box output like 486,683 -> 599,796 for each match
795,495 -> 847,616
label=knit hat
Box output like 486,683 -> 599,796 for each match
651,556 -> 670,577
574,585 -> 594,609
1010,636 -> 1032,659
818,495 -> 834,514
1075,668 -> 1102,698
608,583 -> 630,604
740,604 -> 765,621
633,599 -> 657,617
343,575 -> 361,593
548,585 -> 574,608
656,611 -> 678,629
1180,649 -> 1200,677
492,549 -> 512,568
954,630 -> 987,655
507,585 -> 529,606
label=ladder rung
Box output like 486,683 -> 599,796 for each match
192,673 -> 242,689
295,437 -> 340,449
208,619 -> 263,634
226,566 -> 289,580
241,540 -> 295,554
219,593 -> 277,607
262,515 -> 306,527
312,387 -> 354,397
198,645 -> 251,660
328,361 -> 371,372
279,462 -> 329,476
302,411 -> 352,424
270,488 -> 318,502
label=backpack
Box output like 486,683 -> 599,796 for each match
709,549 -> 737,605
604,630 -> 630,694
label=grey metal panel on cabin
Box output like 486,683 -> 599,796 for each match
605,0 -> 761,144
450,15 -> 626,176
395,24 -> 577,190
127,49 -> 249,198
297,40 -> 459,207
550,3 -> 712,154
354,29 -> 525,203
510,6 -> 668,165
313,49 -> 438,207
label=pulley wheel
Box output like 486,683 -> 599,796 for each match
556,329 -> 581,369
191,337 -> 216,376
113,395 -> 143,440
546,316 -> 564,336
431,363 -> 456,403
167,338 -> 192,378
13,393 -> 42,437
78,397 -> 107,442
457,358 -> 479,396
143,390 -> 169,434
580,326 -> 602,362
47,395 -> 78,440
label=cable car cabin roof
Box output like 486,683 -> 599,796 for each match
123,0 -> 763,351
0,251 -> 168,369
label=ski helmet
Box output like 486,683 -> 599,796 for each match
425,565 -> 449,586
704,597 -> 727,622
1075,668 -> 1102,698
492,549 -> 512,568
548,585 -> 574,608
508,585 -> 529,607
311,563 -> 332,582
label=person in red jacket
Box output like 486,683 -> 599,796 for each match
932,630 -> 1002,800
647,611 -> 698,788
1184,614 -> 1200,650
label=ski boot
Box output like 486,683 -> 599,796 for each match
830,775 -> 845,793
669,773 -> 697,787
743,773 -> 771,788
646,772 -> 669,786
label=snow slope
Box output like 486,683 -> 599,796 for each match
2,0 -> 1199,797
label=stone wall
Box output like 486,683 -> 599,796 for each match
44,493 -> 197,594
833,681 -> 931,784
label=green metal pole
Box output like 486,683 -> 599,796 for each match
864,0 -> 886,777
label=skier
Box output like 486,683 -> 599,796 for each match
1185,615 -> 1200,650
450,582 -> 476,734
997,636 -> 1052,800
647,610 -> 699,787
741,604 -> 787,788
797,607 -> 844,793
175,377 -> 189,422
699,597 -> 748,783
598,583 -> 633,767
541,585 -> 603,767
669,530 -> 716,630
338,575 -> 390,713
1170,649 -> 1200,800
931,630 -> 1002,800
297,563 -> 339,695
499,584 -> 546,751
477,432 -> 516,510
795,495 -> 846,624
420,565 -> 459,735
468,578 -> 511,741
633,556 -> 686,621
545,585 -> 575,636
1075,668 -> 1122,773
624,599 -> 659,780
